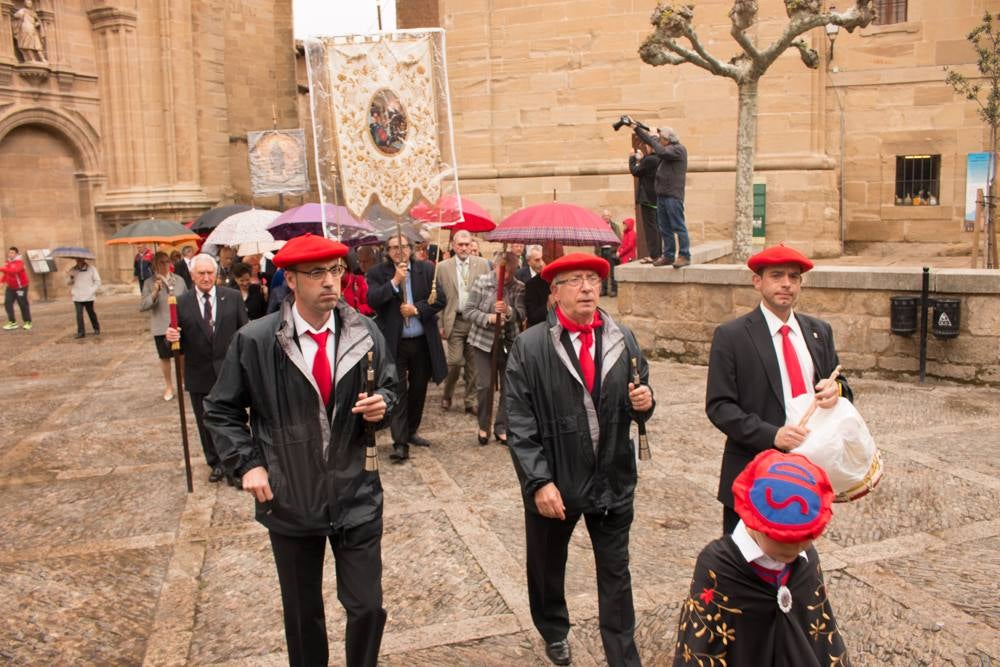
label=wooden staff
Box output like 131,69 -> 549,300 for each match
168,281 -> 194,493
364,350 -> 378,472
797,365 -> 844,428
631,357 -> 651,461
485,248 -> 507,436
428,206 -> 445,305
396,215 -> 411,327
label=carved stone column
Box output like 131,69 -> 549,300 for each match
0,1 -> 17,85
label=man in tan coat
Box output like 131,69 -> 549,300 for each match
436,230 -> 490,413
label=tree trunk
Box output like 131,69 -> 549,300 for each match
733,79 -> 759,262
989,123 -> 998,269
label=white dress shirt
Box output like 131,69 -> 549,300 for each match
759,303 -> 815,406
730,520 -> 808,570
292,304 -> 336,378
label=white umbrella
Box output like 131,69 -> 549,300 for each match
202,208 -> 281,255
237,239 -> 285,256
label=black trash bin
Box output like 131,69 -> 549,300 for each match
931,298 -> 960,339
889,296 -> 918,336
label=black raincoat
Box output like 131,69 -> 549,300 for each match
204,298 -> 399,536
505,307 -> 654,514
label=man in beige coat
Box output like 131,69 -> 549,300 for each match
436,230 -> 490,413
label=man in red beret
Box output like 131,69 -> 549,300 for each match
204,234 -> 399,667
672,449 -> 849,666
706,244 -> 852,534
506,252 -> 655,666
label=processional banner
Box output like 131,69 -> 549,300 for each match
303,29 -> 461,229
247,129 -> 309,197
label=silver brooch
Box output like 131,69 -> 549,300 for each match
777,585 -> 792,613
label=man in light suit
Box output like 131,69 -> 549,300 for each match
166,253 -> 248,484
706,244 -> 852,534
436,230 -> 490,414
366,235 -> 447,462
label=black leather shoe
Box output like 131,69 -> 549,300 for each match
209,466 -> 225,483
494,431 -> 508,445
389,443 -> 410,462
227,475 -> 243,490
93,329 -> 101,336
544,639 -> 572,665
477,431 -> 489,446
74,332 -> 85,339
464,405 -> 476,416
409,434 -> 432,447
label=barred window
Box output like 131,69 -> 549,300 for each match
895,155 -> 940,206
874,0 -> 907,25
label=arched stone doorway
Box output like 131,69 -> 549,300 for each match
0,114 -> 102,301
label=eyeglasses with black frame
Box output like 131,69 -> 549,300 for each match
554,273 -> 602,288
292,264 -> 346,280
386,242 -> 411,252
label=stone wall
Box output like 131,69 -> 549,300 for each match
615,264 -> 1000,386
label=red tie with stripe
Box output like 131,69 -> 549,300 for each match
307,330 -> 332,405
779,324 -> 807,398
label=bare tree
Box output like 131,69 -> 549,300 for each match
946,12 -> 1000,269
639,1 -> 876,261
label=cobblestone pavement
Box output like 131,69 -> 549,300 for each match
1,295 -> 998,666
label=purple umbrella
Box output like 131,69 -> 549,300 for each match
267,203 -> 376,243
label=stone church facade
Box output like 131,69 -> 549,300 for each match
0,0 -> 296,296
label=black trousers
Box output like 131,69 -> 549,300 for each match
74,301 -> 100,334
4,286 -> 30,322
723,505 -> 740,535
269,518 -> 387,667
524,506 -> 641,666
639,204 -> 660,260
390,336 -> 432,445
189,392 -> 219,467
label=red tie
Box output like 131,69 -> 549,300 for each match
307,330 -> 332,405
779,325 -> 807,398
556,307 -> 603,393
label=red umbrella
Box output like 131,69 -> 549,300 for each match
486,202 -> 619,245
411,195 -> 496,233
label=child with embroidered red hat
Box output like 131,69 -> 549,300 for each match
673,449 -> 850,666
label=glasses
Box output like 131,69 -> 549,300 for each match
554,274 -> 602,288
387,243 -> 411,252
293,264 -> 346,280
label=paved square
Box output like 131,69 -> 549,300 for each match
1,296 -> 997,665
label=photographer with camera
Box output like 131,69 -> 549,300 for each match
616,116 -> 691,268
629,137 -> 661,263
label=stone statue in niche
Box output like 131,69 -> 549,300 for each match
13,0 -> 47,63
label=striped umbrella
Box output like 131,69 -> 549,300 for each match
106,219 -> 201,246
486,202 -> 619,245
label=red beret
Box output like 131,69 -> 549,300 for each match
540,252 -> 610,283
272,234 -> 348,268
732,450 -> 834,543
747,244 -> 814,274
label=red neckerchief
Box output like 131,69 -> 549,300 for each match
555,307 -> 603,392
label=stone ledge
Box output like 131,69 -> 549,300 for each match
617,262 -> 1000,294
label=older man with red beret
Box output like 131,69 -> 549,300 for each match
204,234 -> 399,667
706,244 -> 852,535
505,252 -> 654,666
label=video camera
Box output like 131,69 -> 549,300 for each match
612,115 -> 650,132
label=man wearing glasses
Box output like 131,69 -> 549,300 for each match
205,234 -> 399,667
366,234 -> 447,462
505,253 -> 654,666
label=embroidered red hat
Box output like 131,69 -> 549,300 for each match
732,449 -> 834,543
747,244 -> 814,274
540,252 -> 610,283
272,234 -> 348,269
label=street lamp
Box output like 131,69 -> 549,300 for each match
825,7 -> 840,62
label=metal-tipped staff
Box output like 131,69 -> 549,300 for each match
168,282 -> 194,492
364,350 -> 379,472
631,357 -> 651,461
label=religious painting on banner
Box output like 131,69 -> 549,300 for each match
247,129 -> 309,197
303,29 -> 461,225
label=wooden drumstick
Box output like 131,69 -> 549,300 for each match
796,365 -> 843,428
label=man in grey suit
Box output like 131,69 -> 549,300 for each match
436,230 -> 490,414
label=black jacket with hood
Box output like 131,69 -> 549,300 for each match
505,307 -> 655,515
204,297 -> 399,536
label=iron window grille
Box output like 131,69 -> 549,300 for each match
895,155 -> 940,206
874,0 -> 907,25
